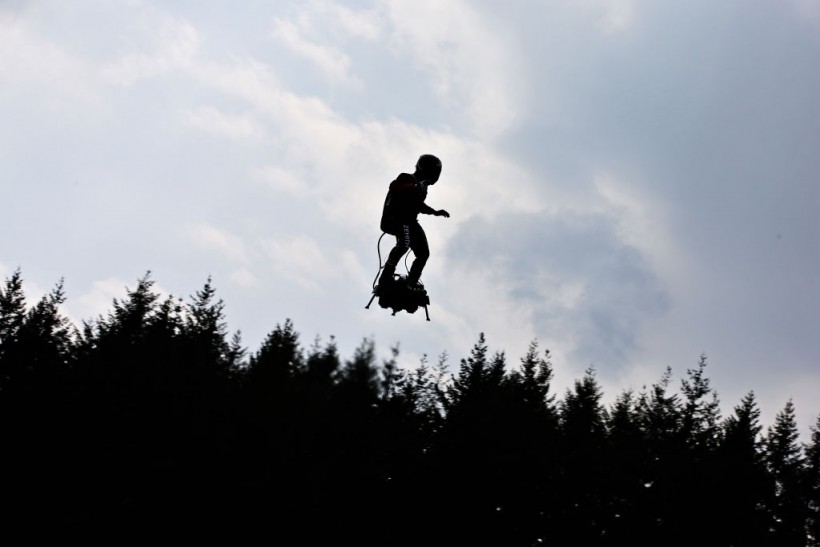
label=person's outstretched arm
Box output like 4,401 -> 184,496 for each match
420,203 -> 449,217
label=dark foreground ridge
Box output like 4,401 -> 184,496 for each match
2,270 -> 819,545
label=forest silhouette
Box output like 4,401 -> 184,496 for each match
1,269 -> 819,545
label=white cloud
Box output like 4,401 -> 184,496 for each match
321,2 -> 383,40
251,165 -> 310,195
0,13 -> 101,110
382,0 -> 524,137
185,106 -> 267,141
184,223 -> 249,264
63,275 -> 182,328
271,16 -> 359,86
437,266 -> 539,357
183,224 -> 261,290
261,234 -> 332,291
592,172 -> 691,293
230,268 -> 259,289
65,277 -> 130,324
102,14 -> 199,86
267,0 -> 383,86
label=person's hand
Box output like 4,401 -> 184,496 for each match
437,209 -> 450,218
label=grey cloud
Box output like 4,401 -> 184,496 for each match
447,211 -> 669,373
487,1 -> 820,393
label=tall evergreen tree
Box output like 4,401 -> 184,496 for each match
438,334 -> 515,543
554,367 -> 608,542
377,351 -> 448,545
0,269 -> 27,378
0,273 -> 78,532
672,356 -> 724,541
604,388 -> 652,542
183,276 -> 241,380
805,415 -> 820,546
632,367 -> 682,540
714,391 -> 773,544
765,399 -> 809,546
0,270 -> 73,392
679,354 -> 722,454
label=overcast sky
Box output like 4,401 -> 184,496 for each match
2,0 -> 819,439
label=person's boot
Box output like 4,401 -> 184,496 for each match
376,264 -> 396,295
405,275 -> 423,292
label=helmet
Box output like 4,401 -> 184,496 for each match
415,154 -> 442,183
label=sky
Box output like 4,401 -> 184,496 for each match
2,0 -> 819,440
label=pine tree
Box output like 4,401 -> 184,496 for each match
765,399 -> 809,546
3,277 -> 76,391
715,392 -> 773,544
633,367 -> 682,539
679,354 -> 722,454
506,340 -> 557,426
438,334 -> 516,543
0,269 -> 34,390
673,355 -> 724,541
805,415 -> 820,546
554,367 -> 608,542
0,273 -> 78,531
604,388 -> 652,542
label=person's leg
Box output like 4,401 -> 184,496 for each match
379,224 -> 410,286
407,222 -> 429,286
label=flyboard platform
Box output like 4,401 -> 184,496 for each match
365,274 -> 430,321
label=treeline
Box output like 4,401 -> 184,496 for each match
1,270 -> 819,545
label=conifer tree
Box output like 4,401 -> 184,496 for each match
505,340 -> 558,461
10,279 -> 77,420
673,355 -> 724,540
377,351 -> 447,544
715,392 -> 772,544
293,335 -> 342,517
0,269 -> 28,368
438,334 -> 515,543
805,415 -> 820,546
506,340 -> 557,427
766,399 -> 809,546
183,276 -> 240,380
555,367 -> 608,541
385,351 -> 446,436
0,272 -> 78,531
632,367 -> 682,539
2,277 -> 75,392
604,389 -> 651,541
680,354 -> 722,454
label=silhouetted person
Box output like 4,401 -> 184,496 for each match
377,154 -> 450,294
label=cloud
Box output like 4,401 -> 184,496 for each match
184,106 -> 267,141
184,223 -> 249,264
446,210 -> 669,377
271,16 -> 358,86
65,277 -> 132,324
63,276 -> 174,327
268,0 -> 384,87
251,165 -> 310,195
382,0 -> 524,137
322,2 -> 383,40
102,12 -> 200,86
260,234 -> 334,291
0,12 -> 101,110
